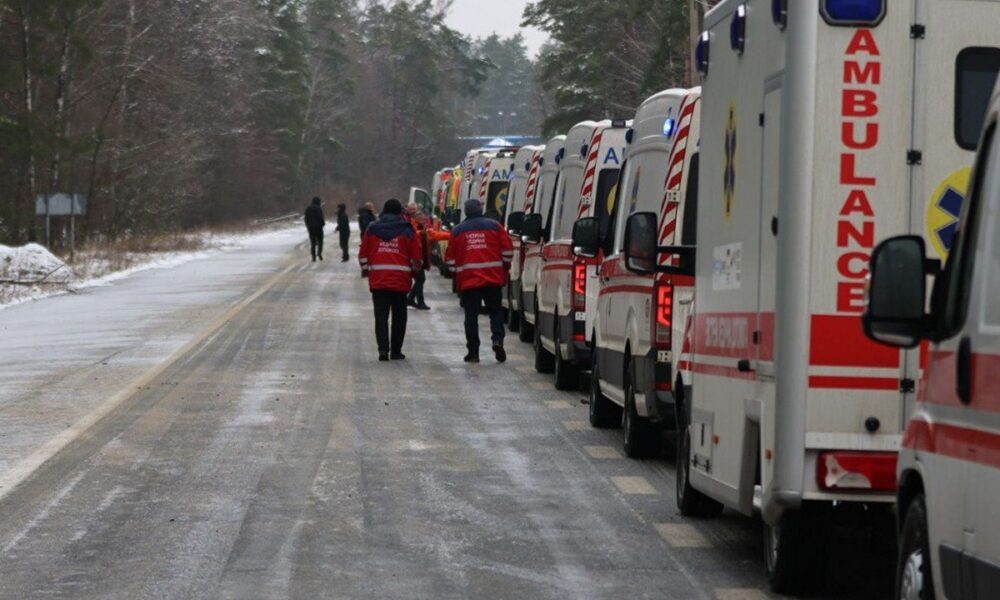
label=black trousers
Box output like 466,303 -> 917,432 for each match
372,290 -> 408,354
461,286 -> 505,351
407,270 -> 426,305
308,229 -> 324,259
339,232 -> 350,260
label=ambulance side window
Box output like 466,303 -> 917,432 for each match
980,125 -> 1000,329
934,124 -> 995,336
955,48 -> 1000,150
544,175 -> 560,242
681,154 -> 700,247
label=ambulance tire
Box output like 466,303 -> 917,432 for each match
553,319 -> 578,390
534,310 -> 554,373
589,348 -> 620,428
518,307 -> 533,343
676,422 -> 724,518
897,494 -> 934,600
622,361 -> 658,458
764,507 -> 829,595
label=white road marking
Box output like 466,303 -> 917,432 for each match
655,523 -> 712,548
544,400 -> 572,409
584,445 -> 622,459
529,381 -> 551,391
714,589 -> 770,600
561,420 -> 589,431
0,264 -> 296,503
611,476 -> 658,495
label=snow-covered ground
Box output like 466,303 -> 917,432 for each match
0,228 -> 288,309
0,223 -> 317,485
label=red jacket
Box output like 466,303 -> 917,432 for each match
445,216 -> 514,292
359,215 -> 422,292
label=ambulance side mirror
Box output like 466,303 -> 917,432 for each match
572,217 -> 600,258
863,235 -> 932,349
507,211 -> 525,235
624,212 -> 658,274
522,214 -> 543,244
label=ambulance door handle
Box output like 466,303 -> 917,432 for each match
957,336 -> 972,405
737,359 -> 753,373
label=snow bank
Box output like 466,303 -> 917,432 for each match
0,243 -> 72,283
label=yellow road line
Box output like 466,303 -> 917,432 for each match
655,523 -> 712,548
544,400 -> 572,409
561,420 -> 589,431
584,445 -> 621,459
611,476 -> 658,495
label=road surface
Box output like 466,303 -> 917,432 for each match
0,227 -> 893,599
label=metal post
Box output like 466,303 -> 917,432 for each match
45,194 -> 51,248
69,194 -> 76,262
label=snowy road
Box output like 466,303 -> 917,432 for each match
0,228 -> 892,598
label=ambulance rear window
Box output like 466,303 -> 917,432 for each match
956,48 -> 1000,150
487,182 -> 510,216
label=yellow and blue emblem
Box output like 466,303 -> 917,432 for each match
723,101 -> 738,221
926,167 -> 970,259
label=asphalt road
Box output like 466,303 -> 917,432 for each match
0,229 -> 894,599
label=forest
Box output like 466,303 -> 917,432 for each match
0,0 -> 704,248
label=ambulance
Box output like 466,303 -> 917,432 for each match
471,147 -> 518,219
534,119 -> 628,389
519,136 -> 566,344
458,148 -> 491,219
502,145 -> 544,332
864,83 -> 1000,600
583,88 -> 699,458
617,0 -> 1000,593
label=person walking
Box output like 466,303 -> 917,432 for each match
304,197 -> 325,262
445,199 -> 514,363
335,203 -> 351,262
359,199 -> 422,361
358,202 -> 376,236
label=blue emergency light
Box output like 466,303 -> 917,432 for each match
663,118 -> 676,138
821,0 -> 886,26
730,5 -> 746,55
555,149 -> 564,164
581,144 -> 589,158
771,0 -> 787,29
625,128 -> 634,145
695,31 -> 710,76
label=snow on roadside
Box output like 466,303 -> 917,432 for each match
0,226 -> 296,310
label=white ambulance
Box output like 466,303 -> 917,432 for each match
583,87 -> 699,458
864,85 -> 1000,599
458,148 -> 491,219
534,119 -> 629,389
520,136 -> 566,344
618,0 -> 1000,593
474,147 -> 518,219
502,145 -> 544,332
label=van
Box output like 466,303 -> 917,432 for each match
503,146 -> 544,332
864,81 -> 1000,600
587,88 -> 699,457
519,136 -> 566,344
535,120 -> 628,389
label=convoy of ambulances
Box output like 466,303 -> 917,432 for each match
501,145 -> 544,331
474,147 -> 518,218
520,136 -> 566,344
611,0 -> 1000,593
534,119 -> 628,389
583,87 -> 700,458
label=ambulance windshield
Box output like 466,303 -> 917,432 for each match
956,48 -> 1000,150
487,181 -> 510,217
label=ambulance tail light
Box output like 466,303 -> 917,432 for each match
817,452 -> 897,492
572,259 -> 587,311
653,282 -> 673,350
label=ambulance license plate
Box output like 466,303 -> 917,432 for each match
574,312 -> 585,321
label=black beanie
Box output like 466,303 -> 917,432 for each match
383,198 -> 403,215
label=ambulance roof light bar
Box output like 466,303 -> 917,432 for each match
695,31 -> 710,76
771,0 -> 787,29
821,0 -> 886,26
730,4 -> 747,55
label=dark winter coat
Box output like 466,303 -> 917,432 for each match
305,204 -> 325,232
358,209 -> 375,236
336,212 -> 351,239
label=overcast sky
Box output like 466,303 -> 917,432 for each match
444,0 -> 550,57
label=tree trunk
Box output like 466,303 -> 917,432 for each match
17,1 -> 37,242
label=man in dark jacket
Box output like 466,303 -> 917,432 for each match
446,199 -> 514,363
304,197 -> 325,262
335,203 -> 351,262
358,203 -> 376,236
359,199 -> 422,361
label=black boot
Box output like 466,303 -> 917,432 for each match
493,342 -> 506,363
463,350 -> 480,363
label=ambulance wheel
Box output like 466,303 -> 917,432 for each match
589,348 -> 620,428
764,507 -> 829,595
676,422 -> 724,517
553,319 -> 578,390
518,308 -> 533,343
622,361 -> 657,458
897,494 -> 934,600
533,310 -> 554,373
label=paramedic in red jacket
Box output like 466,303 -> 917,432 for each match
445,199 -> 514,363
359,198 -> 422,361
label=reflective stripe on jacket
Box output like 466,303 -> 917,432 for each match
359,215 -> 422,292
445,216 -> 513,292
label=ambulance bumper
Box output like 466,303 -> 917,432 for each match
635,350 -> 677,430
